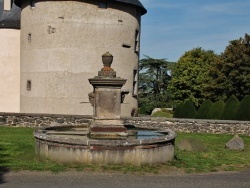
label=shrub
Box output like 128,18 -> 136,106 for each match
222,95 -> 240,120
207,100 -> 225,120
196,100 -> 213,119
236,95 -> 250,121
138,104 -> 155,115
174,102 -> 184,118
174,100 -> 196,118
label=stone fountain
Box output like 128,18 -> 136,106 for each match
34,53 -> 176,165
88,52 -> 128,139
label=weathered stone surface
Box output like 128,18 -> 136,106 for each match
151,108 -> 173,115
34,125 -> 176,165
0,116 -> 6,122
56,118 -> 64,124
1,113 -> 250,135
225,135 -> 244,151
177,138 -> 207,152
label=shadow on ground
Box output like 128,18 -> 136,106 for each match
0,144 -> 9,184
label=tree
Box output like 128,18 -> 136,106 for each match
207,33 -> 250,101
168,47 -> 219,107
138,56 -> 173,114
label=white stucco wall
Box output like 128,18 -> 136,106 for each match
0,29 -> 20,112
20,0 -> 141,116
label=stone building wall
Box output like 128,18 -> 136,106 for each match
20,0 -> 144,116
0,29 -> 20,112
1,112 -> 250,136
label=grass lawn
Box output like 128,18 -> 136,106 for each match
0,126 -> 250,174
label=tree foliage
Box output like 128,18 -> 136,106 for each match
139,56 -> 173,95
207,33 -> 250,101
138,56 -> 174,114
168,47 -> 219,107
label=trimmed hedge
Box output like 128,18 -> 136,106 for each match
172,95 -> 250,120
237,95 -> 250,121
207,100 -> 225,120
174,100 -> 196,118
196,100 -> 213,119
222,95 -> 240,120
174,102 -> 184,118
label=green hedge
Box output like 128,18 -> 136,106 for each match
196,100 -> 213,119
174,100 -> 196,118
207,100 -> 225,120
222,95 -> 240,120
237,95 -> 250,121
174,102 -> 184,118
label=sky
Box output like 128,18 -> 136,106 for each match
139,0 -> 250,62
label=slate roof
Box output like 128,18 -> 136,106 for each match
0,0 -> 21,29
0,0 -> 146,29
113,0 -> 147,15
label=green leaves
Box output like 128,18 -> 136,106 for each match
139,33 -> 250,116
138,56 -> 174,114
168,47 -> 219,107
208,33 -> 250,101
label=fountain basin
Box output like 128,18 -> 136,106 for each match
34,125 -> 176,165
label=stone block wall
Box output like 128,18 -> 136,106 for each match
123,117 -> 250,136
0,112 -> 92,127
1,113 -> 250,135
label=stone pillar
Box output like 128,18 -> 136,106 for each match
88,52 -> 127,138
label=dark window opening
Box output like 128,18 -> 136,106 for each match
28,33 -> 31,42
134,30 -> 140,52
133,69 -> 138,96
27,80 -> 31,91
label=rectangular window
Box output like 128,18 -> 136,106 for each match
133,69 -> 138,97
28,33 -> 31,42
134,30 -> 140,52
27,80 -> 31,91
4,0 -> 12,11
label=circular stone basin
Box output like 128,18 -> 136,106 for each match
34,125 -> 176,165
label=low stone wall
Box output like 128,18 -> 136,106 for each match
0,112 -> 92,127
1,112 -> 250,135
123,117 -> 250,136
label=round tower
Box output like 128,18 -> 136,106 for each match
15,0 -> 146,116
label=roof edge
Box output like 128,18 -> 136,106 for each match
114,0 -> 147,15
14,0 -> 147,15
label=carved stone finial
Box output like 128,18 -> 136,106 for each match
98,52 -> 116,78
101,52 -> 114,71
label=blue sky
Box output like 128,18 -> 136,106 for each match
140,0 -> 250,62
